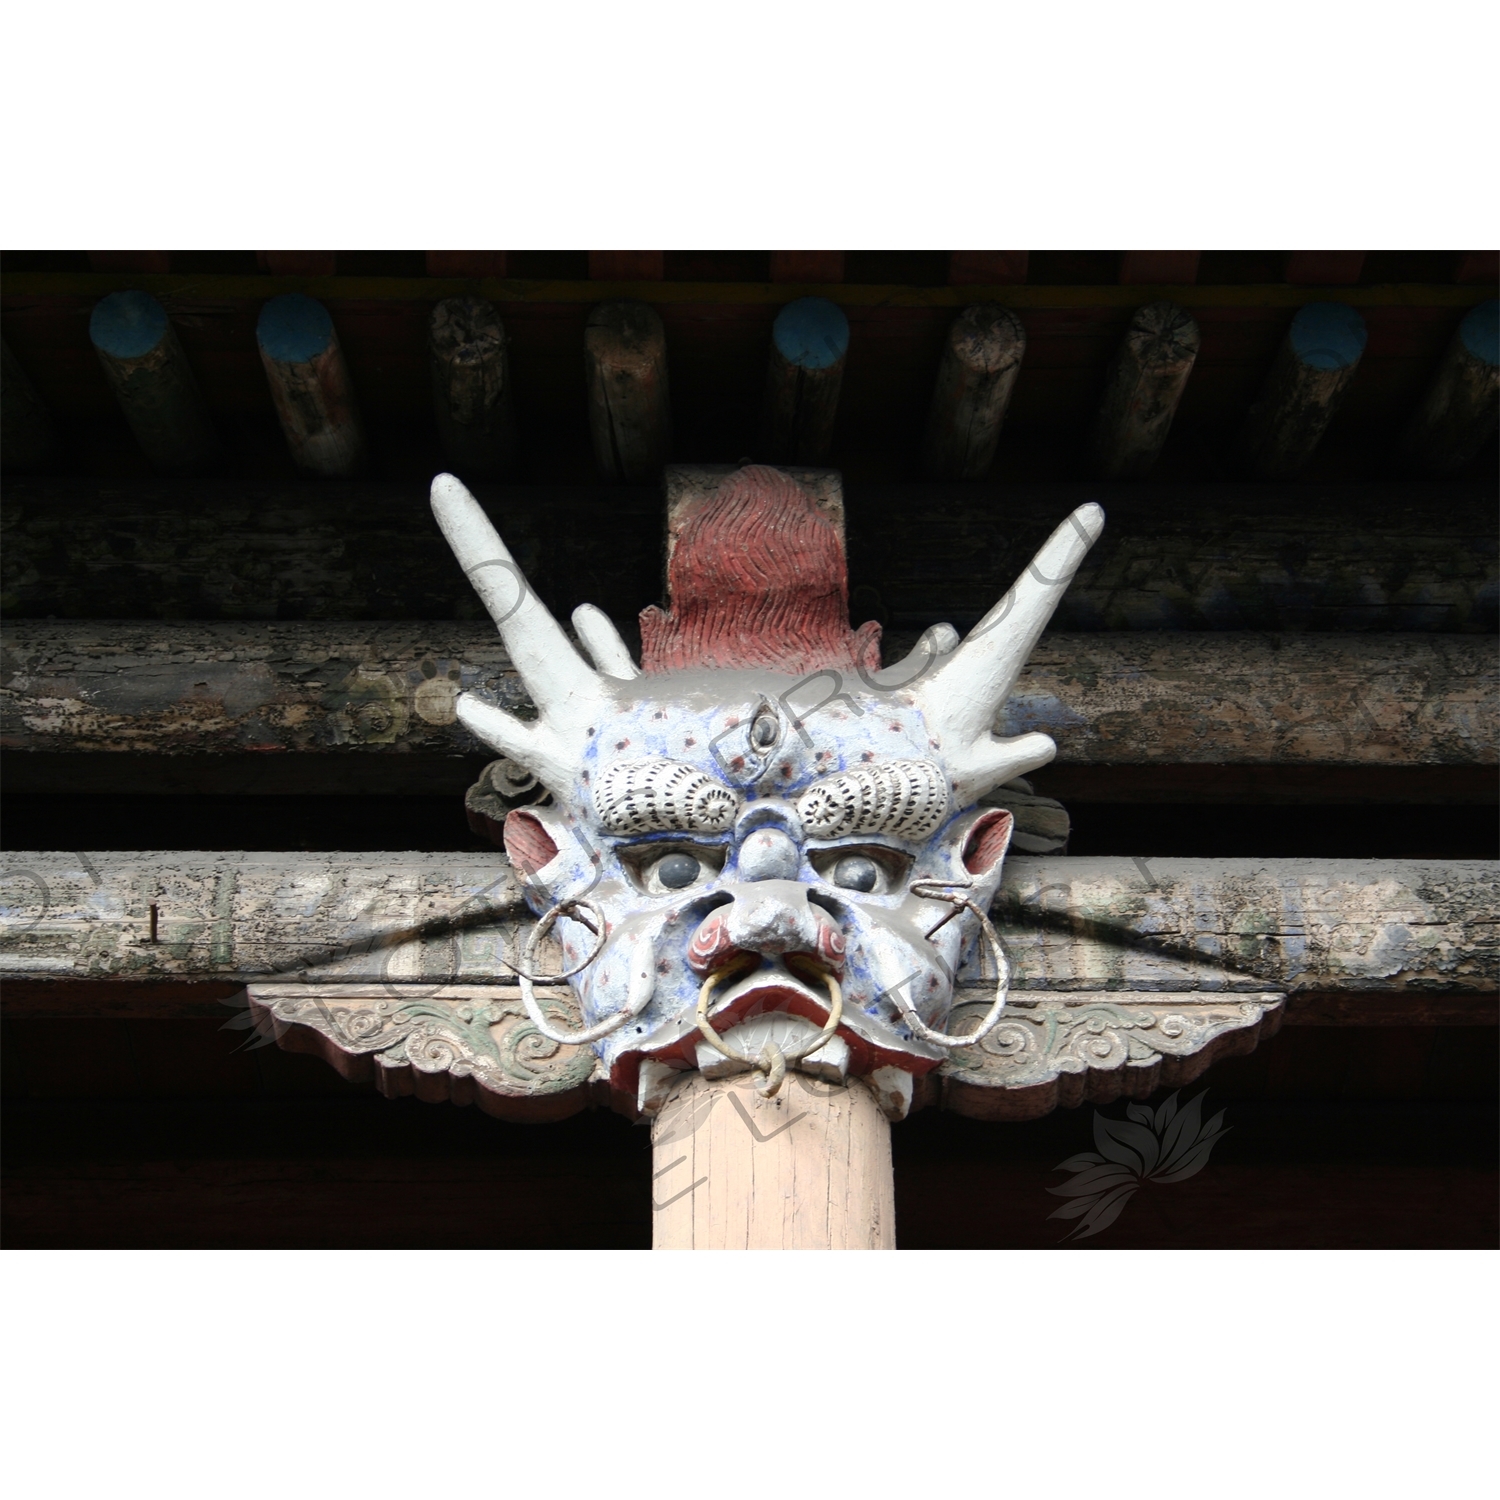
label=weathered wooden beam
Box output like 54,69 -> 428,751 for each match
2,852 -> 1492,1001
87,291 -> 216,470
770,252 -> 844,283
428,297 -> 515,479
948,252 -> 1028,285
583,301 -> 671,483
1284,252 -> 1365,286
255,293 -> 366,477
922,304 -> 1025,480
6,627 -> 1489,767
762,296 -> 848,463
3,479 -> 1494,632
1234,302 -> 1368,478
1119,252 -> 1200,285
1086,301 -> 1199,479
1,337 -> 59,471
1399,300 -> 1499,477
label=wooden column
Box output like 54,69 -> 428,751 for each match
650,1072 -> 896,1250
429,296 -> 515,479
1399,300 -> 1498,477
949,251 -> 1029,285
923,303 -> 1025,479
1088,301 -> 1200,479
88,290 -> 216,469
762,295 -> 849,463
1234,302 -> 1367,478
1,337 -> 59,470
583,301 -> 671,482
1119,251 -> 1200,284
256,293 -> 366,477
770,252 -> 845,282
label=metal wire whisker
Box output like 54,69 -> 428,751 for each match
514,896 -> 654,1047
695,954 -> 844,1099
898,878 -> 1010,1047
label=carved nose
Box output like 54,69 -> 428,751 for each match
735,826 -> 801,882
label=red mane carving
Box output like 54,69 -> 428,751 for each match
639,466 -> 882,675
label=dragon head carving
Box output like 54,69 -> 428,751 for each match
433,465 -> 1101,1118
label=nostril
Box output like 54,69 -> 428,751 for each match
687,909 -> 740,976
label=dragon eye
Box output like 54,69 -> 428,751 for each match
656,853 -> 702,889
832,855 -> 880,893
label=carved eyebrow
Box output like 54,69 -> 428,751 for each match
796,760 -> 949,841
593,759 -> 738,835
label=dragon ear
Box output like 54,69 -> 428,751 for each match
962,808 -> 1013,875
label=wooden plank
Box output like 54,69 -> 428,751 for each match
6,271 -> 1494,311
1234,302 -> 1368,478
3,626 -> 1492,767
949,252 -> 1029,285
88,291 -> 217,469
257,252 -> 337,276
425,252 -> 508,277
255,294 -> 366,476
770,252 -> 845,282
2,852 -> 1492,998
588,252 -> 663,281
2,479 -> 1494,632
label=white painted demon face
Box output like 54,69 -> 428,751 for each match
432,466 -> 1102,1118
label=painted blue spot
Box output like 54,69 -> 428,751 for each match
257,293 -> 334,363
89,290 -> 168,359
1287,302 -> 1367,370
1459,300 -> 1498,367
773,297 -> 849,370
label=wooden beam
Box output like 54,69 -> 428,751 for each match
6,270 -> 1492,311
1,337 -> 59,471
87,252 -> 172,274
255,294 -> 366,477
583,301 -> 671,483
949,252 -> 1028,285
1119,252 -> 1200,285
1086,301 -> 1200,478
428,297 -> 515,479
2,479 -> 1493,633
1454,252 -> 1499,285
87,291 -> 217,470
769,252 -> 845,283
588,252 -> 663,281
2,852 -> 1491,1001
425,252 -> 508,277
6,629 -> 1488,768
1284,252 -> 1366,286
1233,302 -> 1368,478
762,296 -> 848,463
256,252 -> 337,276
1398,300 -> 1499,477
922,304 -> 1025,480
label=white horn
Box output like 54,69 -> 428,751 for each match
913,503 -> 1103,804
572,603 -> 640,680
